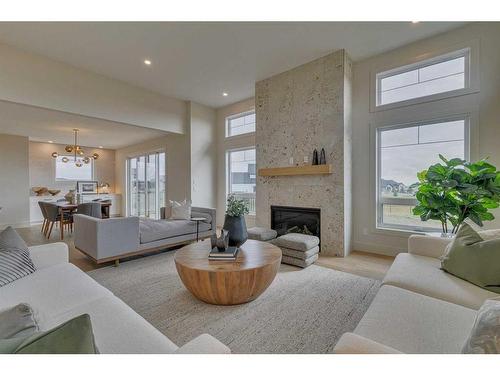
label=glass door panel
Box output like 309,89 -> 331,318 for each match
146,154 -> 157,219
129,157 -> 138,217
158,153 -> 166,210
137,156 -> 146,217
127,152 -> 166,219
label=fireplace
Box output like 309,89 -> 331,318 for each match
271,205 -> 321,245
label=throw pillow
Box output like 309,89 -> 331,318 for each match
170,200 -> 192,220
0,303 -> 39,339
441,222 -> 500,293
160,205 -> 171,220
0,226 -> 36,287
0,314 -> 98,354
462,298 -> 500,354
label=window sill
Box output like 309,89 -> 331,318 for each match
224,132 -> 256,141
371,87 -> 479,113
373,225 -> 441,238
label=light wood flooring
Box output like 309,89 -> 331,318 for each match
17,224 -> 394,279
316,252 -> 394,280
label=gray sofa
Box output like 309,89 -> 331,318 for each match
74,207 -> 216,264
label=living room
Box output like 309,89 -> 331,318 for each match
1,1 -> 500,373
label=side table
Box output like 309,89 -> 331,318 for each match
191,217 -> 206,242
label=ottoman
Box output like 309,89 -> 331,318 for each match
247,227 -> 278,242
274,233 -> 320,268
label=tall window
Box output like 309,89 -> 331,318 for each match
127,152 -> 166,219
377,117 -> 468,231
227,148 -> 256,214
226,111 -> 256,137
376,48 -> 469,107
55,156 -> 93,181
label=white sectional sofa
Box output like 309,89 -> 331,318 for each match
334,233 -> 500,354
0,242 -> 230,354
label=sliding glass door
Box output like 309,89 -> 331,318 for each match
127,152 -> 166,219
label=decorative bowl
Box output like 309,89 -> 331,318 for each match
32,187 -> 49,196
48,189 -> 61,196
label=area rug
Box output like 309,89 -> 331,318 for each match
87,251 -> 380,353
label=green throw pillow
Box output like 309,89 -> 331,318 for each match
0,314 -> 98,354
441,222 -> 500,293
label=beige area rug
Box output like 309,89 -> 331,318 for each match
88,250 -> 380,353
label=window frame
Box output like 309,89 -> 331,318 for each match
225,110 -> 256,138
374,114 -> 471,233
370,40 -> 479,112
54,155 -> 94,182
225,146 -> 256,215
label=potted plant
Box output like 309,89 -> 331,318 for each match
223,194 -> 250,247
413,155 -> 500,235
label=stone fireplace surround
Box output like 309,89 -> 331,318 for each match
255,49 -> 352,256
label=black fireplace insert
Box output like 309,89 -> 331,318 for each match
271,205 -> 320,246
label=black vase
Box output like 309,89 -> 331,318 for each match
223,215 -> 248,247
319,148 -> 326,165
312,149 -> 319,165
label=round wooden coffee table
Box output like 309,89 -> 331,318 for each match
174,239 -> 282,305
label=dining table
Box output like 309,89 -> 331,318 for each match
54,201 -> 112,240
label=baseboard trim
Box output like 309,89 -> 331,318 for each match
0,222 -> 32,230
352,240 -> 405,257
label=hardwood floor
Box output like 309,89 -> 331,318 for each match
317,251 -> 394,281
17,224 -> 394,279
17,224 -> 107,272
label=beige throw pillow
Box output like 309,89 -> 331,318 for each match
462,298 -> 500,354
170,200 -> 191,220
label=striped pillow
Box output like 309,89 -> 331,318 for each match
0,227 -> 36,287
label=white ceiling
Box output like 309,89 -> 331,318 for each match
0,100 -> 167,149
0,22 -> 466,108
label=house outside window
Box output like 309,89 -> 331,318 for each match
376,117 -> 468,232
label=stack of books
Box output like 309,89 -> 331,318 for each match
209,246 -> 239,261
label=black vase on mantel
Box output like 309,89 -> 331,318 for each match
312,149 -> 319,165
223,215 -> 248,247
319,148 -> 326,165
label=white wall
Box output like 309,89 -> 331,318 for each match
114,134 -> 191,216
0,42 -> 187,134
29,142 -> 116,195
215,98 -> 256,227
352,22 -> 500,256
189,102 -> 217,208
0,134 -> 30,228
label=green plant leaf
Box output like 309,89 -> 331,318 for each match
413,155 -> 499,233
439,154 -> 449,164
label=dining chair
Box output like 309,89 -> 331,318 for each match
44,203 -> 73,239
38,201 -> 48,235
76,202 -> 102,219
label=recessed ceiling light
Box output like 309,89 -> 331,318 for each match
222,92 -> 228,97
144,59 -> 152,65
48,141 -> 53,143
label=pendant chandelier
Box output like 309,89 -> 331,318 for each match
51,129 -> 99,167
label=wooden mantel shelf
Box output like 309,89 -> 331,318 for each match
258,164 -> 332,177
